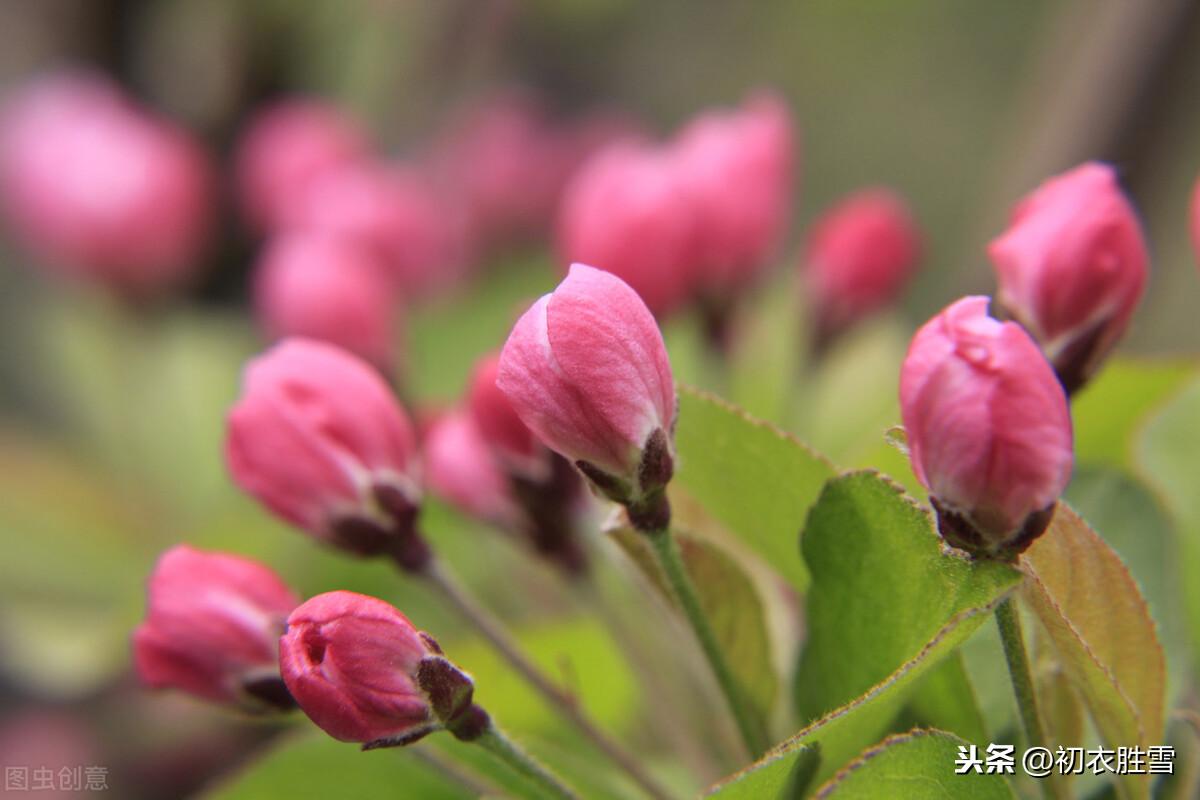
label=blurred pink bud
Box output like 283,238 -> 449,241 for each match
900,296 -> 1073,556
987,162 -> 1148,394
133,545 -> 299,711
289,160 -> 468,298
468,353 -> 550,481
498,264 -> 676,525
225,339 -> 424,559
0,71 -> 213,295
279,591 -> 462,746
423,409 -> 521,528
235,99 -> 369,232
673,91 -> 796,295
431,90 -> 565,247
253,232 -> 400,371
558,143 -> 697,317
803,188 -> 921,341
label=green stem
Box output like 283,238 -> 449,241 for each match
420,560 -> 676,800
476,723 -> 580,800
645,528 -> 771,758
994,597 -> 1067,800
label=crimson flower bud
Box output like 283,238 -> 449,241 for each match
557,142 -> 696,317
0,71 -> 213,297
253,231 -> 400,371
802,188 -> 921,345
288,160 -> 469,299
133,545 -> 299,712
900,296 -> 1073,557
468,353 -> 551,481
225,338 -> 426,565
987,162 -> 1148,394
498,263 -> 676,530
423,409 -> 521,529
673,91 -> 796,298
235,99 -> 369,232
280,591 -> 483,747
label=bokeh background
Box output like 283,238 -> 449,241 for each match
2,1 -> 1199,798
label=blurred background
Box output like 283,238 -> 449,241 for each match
1,1 -> 1199,797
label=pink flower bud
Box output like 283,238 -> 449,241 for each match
133,545 -> 299,711
497,264 -> 676,526
280,591 -> 473,747
253,232 -> 400,371
987,162 -> 1148,393
225,339 -> 423,560
673,91 -> 796,296
423,409 -> 521,528
467,353 -> 550,481
288,160 -> 469,298
235,99 -> 369,232
803,188 -> 921,341
0,71 -> 213,296
557,143 -> 697,317
900,296 -> 1073,556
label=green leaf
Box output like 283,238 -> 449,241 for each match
810,729 -> 1015,799
673,387 -> 836,593
706,473 -> 1020,795
1135,372 -> 1200,674
203,732 -> 475,800
1020,503 -> 1166,800
1064,466 -> 1187,698
795,472 -> 1023,723
608,526 -> 777,730
1072,358 -> 1194,469
904,653 -> 990,747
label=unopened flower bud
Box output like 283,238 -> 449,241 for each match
288,160 -> 469,299
253,232 -> 400,371
673,91 -> 796,298
900,296 -> 1073,558
225,339 -> 427,567
468,353 -> 551,481
557,143 -> 696,317
987,162 -> 1148,394
235,99 -> 369,232
0,71 -> 213,297
423,409 -> 521,529
803,188 -> 921,346
280,591 -> 484,747
133,545 -> 299,712
498,264 -> 676,530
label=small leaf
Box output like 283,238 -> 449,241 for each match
673,387 -> 836,593
608,525 -> 777,729
811,729 -> 1016,799
1020,503 -> 1166,800
795,472 -> 1023,722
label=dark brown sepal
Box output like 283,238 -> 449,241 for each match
361,724 -> 439,750
626,490 -> 671,534
932,497 -> 1056,562
445,704 -> 490,743
241,675 -> 296,713
575,460 -> 630,504
417,657 -> 475,723
638,428 -> 674,493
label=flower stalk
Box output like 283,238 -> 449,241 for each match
643,526 -> 771,759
